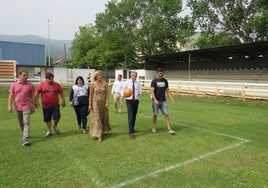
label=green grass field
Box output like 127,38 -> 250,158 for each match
0,86 -> 268,188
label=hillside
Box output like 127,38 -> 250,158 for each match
0,34 -> 72,59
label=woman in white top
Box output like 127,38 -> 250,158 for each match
69,76 -> 89,134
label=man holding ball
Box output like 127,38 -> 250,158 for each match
123,72 -> 142,139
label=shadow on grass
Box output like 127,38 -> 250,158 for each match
28,129 -> 83,145
28,120 -> 184,145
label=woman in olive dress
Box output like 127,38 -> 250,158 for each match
88,70 -> 111,142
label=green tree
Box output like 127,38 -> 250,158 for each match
46,56 -> 53,66
71,25 -> 98,68
188,0 -> 268,47
95,0 -> 144,69
71,0 -> 194,69
196,31 -> 241,48
96,0 -> 194,67
135,0 -> 194,55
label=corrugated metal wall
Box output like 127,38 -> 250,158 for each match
0,41 -> 45,66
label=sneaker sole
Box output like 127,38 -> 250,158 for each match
45,133 -> 52,138
22,142 -> 30,146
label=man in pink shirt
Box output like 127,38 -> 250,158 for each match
35,72 -> 66,137
8,70 -> 35,146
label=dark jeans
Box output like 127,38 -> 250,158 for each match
74,104 -> 89,129
126,100 -> 139,134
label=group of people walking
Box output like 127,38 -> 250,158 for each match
8,67 -> 175,146
8,71 -> 66,145
111,68 -> 176,139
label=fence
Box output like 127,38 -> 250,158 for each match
140,80 -> 268,100
0,78 -> 76,86
2,78 -> 268,100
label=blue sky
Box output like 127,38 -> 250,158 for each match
0,0 -> 109,40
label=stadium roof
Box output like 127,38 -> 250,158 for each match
142,41 -> 268,63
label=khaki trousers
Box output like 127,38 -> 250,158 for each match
113,93 -> 123,113
15,110 -> 31,139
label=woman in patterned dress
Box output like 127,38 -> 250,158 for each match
88,70 -> 111,142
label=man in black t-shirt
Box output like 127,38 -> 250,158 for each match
150,68 -> 175,134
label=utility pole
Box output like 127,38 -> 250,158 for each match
47,19 -> 51,66
64,43 -> 67,66
0,48 -> 2,62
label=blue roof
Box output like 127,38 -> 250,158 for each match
0,41 -> 45,66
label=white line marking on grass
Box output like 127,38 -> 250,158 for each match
140,114 -> 252,142
108,114 -> 252,188
110,141 -> 247,188
54,143 -> 105,187
179,122 -> 252,142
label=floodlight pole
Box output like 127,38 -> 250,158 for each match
188,53 -> 191,81
47,19 -> 51,66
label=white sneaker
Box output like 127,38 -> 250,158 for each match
152,128 -> 156,133
45,132 -> 52,138
22,138 -> 30,146
53,126 -> 60,135
168,129 -> 175,134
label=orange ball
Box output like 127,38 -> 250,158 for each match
124,89 -> 132,97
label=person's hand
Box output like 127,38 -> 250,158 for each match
170,98 -> 175,105
69,101 -> 73,107
154,98 -> 159,105
35,102 -> 40,108
105,103 -> 109,109
61,101 -> 66,107
8,106 -> 13,113
31,106 -> 35,114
